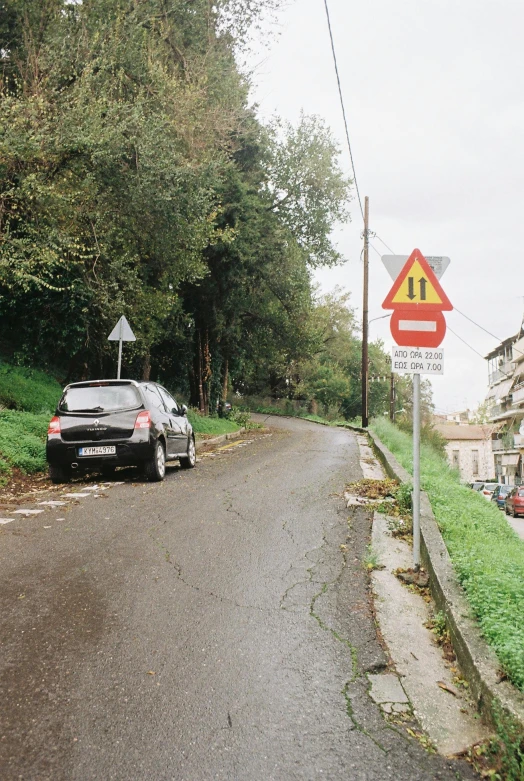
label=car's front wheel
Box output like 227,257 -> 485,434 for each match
179,436 -> 196,469
49,464 -> 72,484
144,440 -> 166,482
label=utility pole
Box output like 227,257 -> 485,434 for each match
361,196 -> 370,428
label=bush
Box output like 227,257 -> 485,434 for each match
186,409 -> 240,436
0,410 -> 49,474
371,417 -> 524,693
228,408 -> 254,429
0,361 -> 62,414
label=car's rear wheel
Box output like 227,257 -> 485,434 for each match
180,436 -> 196,469
144,440 -> 166,482
49,464 -> 72,484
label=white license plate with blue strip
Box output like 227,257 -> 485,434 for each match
78,446 -> 116,456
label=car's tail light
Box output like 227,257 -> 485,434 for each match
134,411 -> 151,429
48,416 -> 61,435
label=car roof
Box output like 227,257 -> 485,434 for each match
65,379 -> 141,389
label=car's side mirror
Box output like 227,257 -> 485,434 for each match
180,404 -> 188,416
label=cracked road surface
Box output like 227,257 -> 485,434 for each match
0,416 -> 477,780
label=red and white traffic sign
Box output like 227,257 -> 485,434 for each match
390,309 -> 446,348
382,249 -> 452,349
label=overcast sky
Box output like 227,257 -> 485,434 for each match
247,0 -> 524,414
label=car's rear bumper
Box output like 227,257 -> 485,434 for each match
46,437 -> 155,468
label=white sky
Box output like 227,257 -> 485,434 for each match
247,0 -> 524,414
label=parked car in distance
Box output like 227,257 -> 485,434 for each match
47,379 -> 196,483
479,482 -> 499,499
491,484 -> 512,509
505,487 -> 524,517
470,481 -> 485,491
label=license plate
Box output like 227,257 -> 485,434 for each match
78,446 -> 116,457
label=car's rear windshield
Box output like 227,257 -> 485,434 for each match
518,489 -> 524,497
59,384 -> 142,413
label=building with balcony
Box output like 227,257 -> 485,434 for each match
484,325 -> 524,484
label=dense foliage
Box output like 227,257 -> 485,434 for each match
372,417 -> 524,693
0,0 -> 397,420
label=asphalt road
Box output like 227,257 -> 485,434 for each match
0,416 -> 477,780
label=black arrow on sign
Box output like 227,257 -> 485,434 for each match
419,278 -> 427,300
407,277 -> 416,300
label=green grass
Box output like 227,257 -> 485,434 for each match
0,410 -> 49,477
371,417 -> 524,693
187,410 -> 241,437
0,361 -> 62,414
0,359 -> 61,478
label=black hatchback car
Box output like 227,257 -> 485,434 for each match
46,379 -> 196,483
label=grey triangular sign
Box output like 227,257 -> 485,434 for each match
108,315 -> 136,342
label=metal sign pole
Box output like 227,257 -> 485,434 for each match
117,319 -> 123,380
108,316 -> 136,379
413,373 -> 421,569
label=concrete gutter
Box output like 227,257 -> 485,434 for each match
368,429 -> 524,732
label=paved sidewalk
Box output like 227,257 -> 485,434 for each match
351,438 -> 490,757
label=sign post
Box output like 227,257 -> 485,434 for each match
108,316 -> 136,379
382,249 -> 453,570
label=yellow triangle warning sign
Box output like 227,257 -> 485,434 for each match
382,249 -> 452,311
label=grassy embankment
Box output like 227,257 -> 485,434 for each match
371,416 -> 524,694
0,361 -> 243,482
0,363 -> 61,479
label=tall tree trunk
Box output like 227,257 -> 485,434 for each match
217,356 -> 229,417
222,357 -> 229,402
197,330 -> 205,413
141,351 -> 151,381
188,361 -> 198,408
202,329 -> 211,416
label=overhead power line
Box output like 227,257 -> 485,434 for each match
375,235 -> 395,254
454,307 -> 510,345
323,0 -> 364,222
447,326 -> 486,359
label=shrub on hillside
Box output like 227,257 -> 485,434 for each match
0,362 -> 62,414
0,411 -> 48,474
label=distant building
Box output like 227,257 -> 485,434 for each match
433,410 -> 472,425
434,423 -> 496,482
484,323 -> 524,485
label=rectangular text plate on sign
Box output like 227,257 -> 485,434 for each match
391,346 -> 444,376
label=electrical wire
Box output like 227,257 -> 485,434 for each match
446,326 -> 486,359
375,235 -> 395,254
323,0 -> 364,222
455,307 -> 510,344
454,307 -> 524,359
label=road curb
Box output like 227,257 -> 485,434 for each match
195,428 -> 245,452
368,428 -> 524,732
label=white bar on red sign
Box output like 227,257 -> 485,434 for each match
398,319 -> 437,332
391,346 -> 444,375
